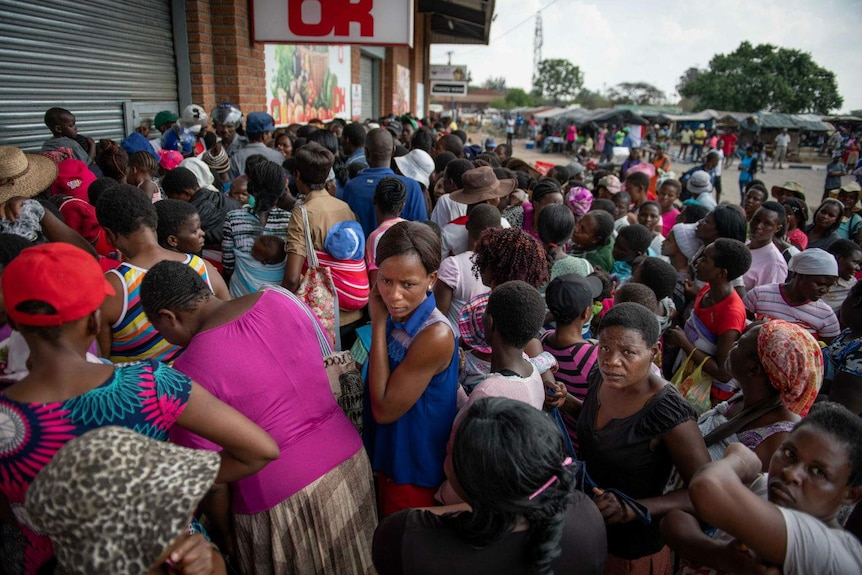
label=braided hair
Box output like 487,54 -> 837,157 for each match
128,150 -> 158,174
374,177 -> 407,216
95,139 -> 129,181
443,397 -> 575,575
247,159 -> 286,213
472,228 -> 549,289
139,260 -> 211,321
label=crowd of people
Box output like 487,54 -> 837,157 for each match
0,102 -> 861,575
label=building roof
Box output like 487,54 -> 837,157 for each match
419,0 -> 496,45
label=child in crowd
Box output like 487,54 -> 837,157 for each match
631,256 -> 679,335
743,183 -> 768,226
611,223 -> 652,283
614,282 -> 658,318
570,210 -> 615,272
657,178 -> 681,236
435,204 -> 500,331
624,171 -> 650,224
228,175 -> 251,207
637,200 -> 666,256
667,239 -> 751,405
462,281 -> 548,412
366,177 -> 407,285
834,182 -> 862,241
782,197 -> 809,249
542,273 -> 604,450
127,150 -> 162,202
154,199 -> 205,255
538,204 -> 593,286
252,235 -> 287,265
682,403 -> 862,574
41,107 -> 94,164
612,190 -> 631,231
824,239 -> 862,314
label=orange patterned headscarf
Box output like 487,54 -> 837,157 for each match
757,320 -> 823,417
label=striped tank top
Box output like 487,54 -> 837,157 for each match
108,254 -> 213,363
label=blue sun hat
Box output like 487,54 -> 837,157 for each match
325,221 -> 365,261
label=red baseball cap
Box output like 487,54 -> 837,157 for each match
2,243 -> 115,327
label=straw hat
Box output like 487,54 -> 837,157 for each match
0,147 -> 58,203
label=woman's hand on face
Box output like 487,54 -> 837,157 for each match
592,488 -> 634,525
368,283 -> 388,324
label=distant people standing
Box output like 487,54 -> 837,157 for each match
679,125 -> 693,161
506,115 -> 515,146
565,122 -> 577,152
722,130 -> 739,168
229,112 -> 285,179
773,128 -> 791,169
692,123 -> 708,162
753,134 -> 766,173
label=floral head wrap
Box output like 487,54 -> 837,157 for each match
757,320 -> 823,417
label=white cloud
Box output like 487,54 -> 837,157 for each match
431,0 -> 862,111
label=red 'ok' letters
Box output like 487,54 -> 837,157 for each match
287,0 -> 374,37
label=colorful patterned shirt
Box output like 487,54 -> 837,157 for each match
0,360 -> 192,574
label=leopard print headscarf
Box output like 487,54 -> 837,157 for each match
25,426 -> 220,574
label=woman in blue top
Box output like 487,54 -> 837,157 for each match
366,221 -> 459,518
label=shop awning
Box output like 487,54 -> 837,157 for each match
419,0 -> 496,45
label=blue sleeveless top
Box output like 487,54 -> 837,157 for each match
368,293 -> 459,488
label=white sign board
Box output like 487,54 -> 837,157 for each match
430,65 -> 468,82
252,0 -> 414,47
352,84 -> 363,120
415,83 -> 425,118
430,81 -> 468,97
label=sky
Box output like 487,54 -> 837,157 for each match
430,0 -> 862,112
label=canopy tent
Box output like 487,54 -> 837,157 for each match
556,107 -> 649,128
738,112 -> 833,132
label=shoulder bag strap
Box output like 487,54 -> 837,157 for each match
703,395 -> 783,447
263,285 -> 334,356
300,205 -> 318,268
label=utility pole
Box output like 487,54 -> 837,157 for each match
532,12 -> 543,92
446,50 -> 455,123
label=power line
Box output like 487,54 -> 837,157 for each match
456,0 -> 563,57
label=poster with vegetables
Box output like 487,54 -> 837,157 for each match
266,44 -> 350,125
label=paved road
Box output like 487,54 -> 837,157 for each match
469,133 -> 854,214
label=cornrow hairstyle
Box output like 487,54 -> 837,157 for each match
599,301 -> 660,346
711,238 -> 752,281
757,201 -> 787,238
247,159 -> 286,213
615,282 -> 658,312
828,238 -> 862,259
487,281 -> 546,348
88,177 -> 119,207
375,221 -> 441,273
782,198 -> 809,227
531,179 -> 563,205
617,223 -> 652,255
95,139 -> 129,181
810,199 -> 845,235
128,150 -> 158,174
794,402 -> 862,486
374,176 -> 407,216
161,167 -> 199,197
96,184 -> 157,235
443,397 -> 575,575
411,128 -> 434,154
633,257 -> 678,300
472,228 -> 550,289
154,199 -> 199,248
625,171 -> 650,190
139,260 -> 212,322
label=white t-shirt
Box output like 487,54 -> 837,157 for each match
710,148 -> 724,177
437,251 -> 487,331
430,193 -> 466,228
742,243 -> 788,292
780,506 -> 862,574
775,133 -> 791,148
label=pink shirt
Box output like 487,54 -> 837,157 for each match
661,209 -> 680,237
170,288 -> 361,514
366,217 -> 405,271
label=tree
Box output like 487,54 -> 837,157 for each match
505,88 -> 535,108
676,67 -> 701,96
575,88 -> 611,109
533,59 -> 583,105
482,76 -> 507,92
680,42 -> 843,113
607,82 -> 666,106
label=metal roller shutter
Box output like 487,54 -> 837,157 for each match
360,55 -> 376,121
0,0 -> 178,151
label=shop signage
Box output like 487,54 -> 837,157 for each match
430,82 -> 468,97
252,0 -> 414,47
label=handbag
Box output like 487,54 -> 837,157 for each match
295,206 -> 341,350
671,349 -> 712,415
274,283 -> 365,434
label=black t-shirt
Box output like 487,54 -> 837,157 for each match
372,490 -> 606,575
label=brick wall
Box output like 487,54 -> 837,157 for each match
186,0 -> 266,114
